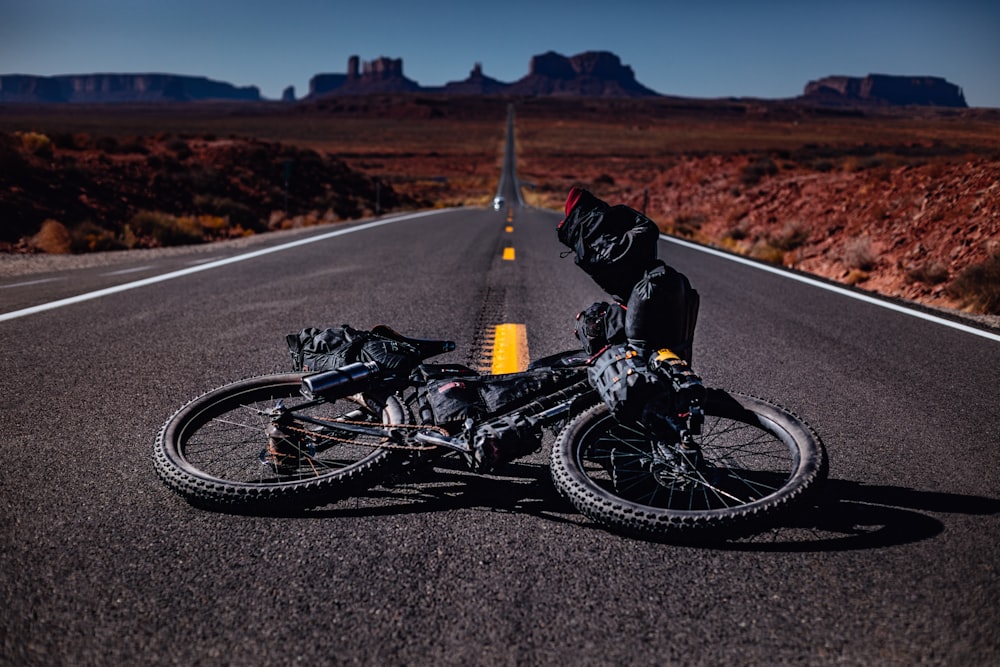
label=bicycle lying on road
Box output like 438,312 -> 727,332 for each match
154,323 -> 827,542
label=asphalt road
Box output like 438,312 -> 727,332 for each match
2,203 -> 998,666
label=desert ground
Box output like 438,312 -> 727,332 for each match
1,96 -> 998,318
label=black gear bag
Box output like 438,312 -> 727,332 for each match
574,301 -> 626,355
586,344 -> 663,421
286,325 -> 420,375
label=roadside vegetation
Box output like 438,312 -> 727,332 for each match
0,128 -> 422,252
1,98 -> 998,315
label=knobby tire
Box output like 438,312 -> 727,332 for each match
154,373 -> 408,512
551,388 -> 827,541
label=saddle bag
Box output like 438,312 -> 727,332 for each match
286,325 -> 420,374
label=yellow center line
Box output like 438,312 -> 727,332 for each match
490,323 -> 530,374
505,225 -> 514,233
502,247 -> 515,261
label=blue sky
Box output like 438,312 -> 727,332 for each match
3,0 -> 998,107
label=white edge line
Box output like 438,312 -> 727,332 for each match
0,210 -> 445,323
662,234 -> 1000,344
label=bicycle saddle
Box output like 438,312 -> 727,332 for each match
371,324 -> 456,360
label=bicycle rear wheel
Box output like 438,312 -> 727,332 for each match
551,388 -> 827,541
154,373 -> 408,511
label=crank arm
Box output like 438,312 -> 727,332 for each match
413,431 -> 472,454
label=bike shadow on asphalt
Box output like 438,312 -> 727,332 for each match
717,478 -> 1000,553
278,458 -> 1000,552
288,453 -> 593,530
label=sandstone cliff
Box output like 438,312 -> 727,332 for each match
311,56 -> 420,96
802,74 -> 966,108
504,51 -> 659,97
439,63 -> 509,95
0,73 -> 260,103
308,51 -> 659,99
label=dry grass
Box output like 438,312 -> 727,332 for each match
842,237 -> 876,272
30,219 -> 71,253
949,251 -> 1000,314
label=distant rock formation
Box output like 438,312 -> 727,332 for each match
802,74 -> 967,108
1,60 -> 973,107
505,51 -> 659,97
0,73 -> 260,103
310,56 -> 421,96
439,63 -> 509,95
308,73 -> 347,98
308,51 -> 659,98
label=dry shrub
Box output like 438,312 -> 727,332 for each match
195,214 -> 228,233
843,236 -> 875,271
718,235 -> 745,254
671,214 -> 705,238
70,221 -> 124,252
739,156 -> 778,187
31,219 -> 72,253
750,240 -> 785,265
131,210 -> 204,246
948,252 -> 1000,314
906,261 -> 949,285
845,269 -> 870,285
17,131 -> 53,158
769,220 -> 810,251
194,195 -> 262,232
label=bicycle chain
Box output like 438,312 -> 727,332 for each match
284,417 -> 450,452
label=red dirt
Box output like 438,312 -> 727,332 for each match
529,153 -> 998,313
2,99 -> 998,317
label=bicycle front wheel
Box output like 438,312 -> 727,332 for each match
154,373 -> 408,511
551,389 -> 827,541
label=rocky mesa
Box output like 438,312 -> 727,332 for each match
802,74 -> 967,108
308,51 -> 658,98
0,73 -> 261,103
2,53 -> 972,107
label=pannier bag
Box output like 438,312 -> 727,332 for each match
574,301 -> 626,355
586,344 -> 664,421
286,325 -> 420,374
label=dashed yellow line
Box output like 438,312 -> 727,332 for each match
505,225 -> 514,233
502,247 -> 515,261
489,323 -> 530,374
